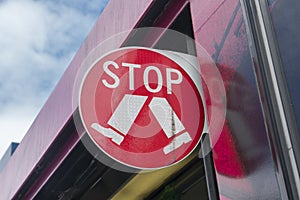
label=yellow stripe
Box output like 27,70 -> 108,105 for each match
111,153 -> 196,200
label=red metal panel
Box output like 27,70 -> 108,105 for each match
0,1 -> 154,199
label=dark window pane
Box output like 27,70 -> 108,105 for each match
268,0 -> 300,165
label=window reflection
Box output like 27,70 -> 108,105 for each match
269,0 -> 300,138
190,0 -> 281,198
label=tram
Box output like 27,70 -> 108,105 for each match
1,0 -> 299,199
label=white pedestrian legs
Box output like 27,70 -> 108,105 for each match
91,94 -> 192,154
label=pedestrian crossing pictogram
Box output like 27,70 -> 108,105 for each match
91,94 -> 193,154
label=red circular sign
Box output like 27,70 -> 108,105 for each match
79,47 -> 204,169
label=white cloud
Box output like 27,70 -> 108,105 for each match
0,0 -> 108,159
0,105 -> 38,159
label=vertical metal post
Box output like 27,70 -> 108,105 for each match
200,133 -> 220,200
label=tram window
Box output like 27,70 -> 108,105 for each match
187,0 -> 283,198
154,4 -> 196,56
123,3 -> 196,56
145,158 -> 208,200
268,0 -> 300,168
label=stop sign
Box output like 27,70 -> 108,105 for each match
79,47 -> 205,169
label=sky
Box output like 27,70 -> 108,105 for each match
0,0 -> 109,159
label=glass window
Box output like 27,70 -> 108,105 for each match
189,0 -> 282,199
268,0 -> 300,161
145,158 -> 208,200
